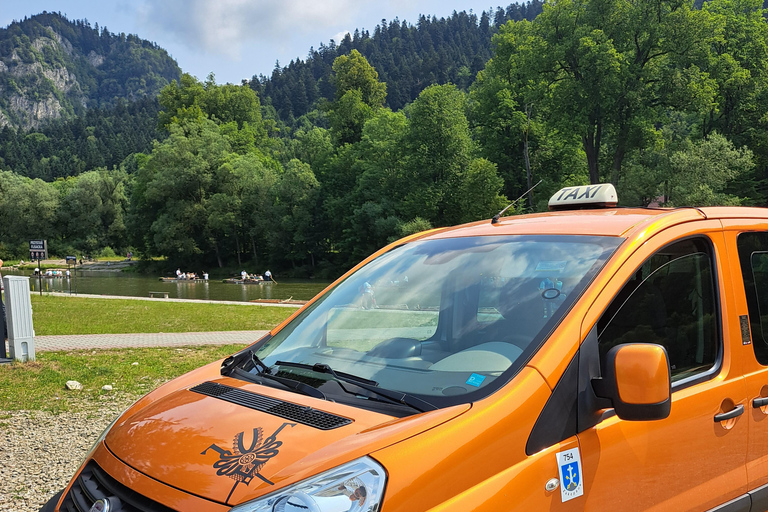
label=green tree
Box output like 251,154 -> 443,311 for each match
337,110 -> 410,262
455,158 -> 508,223
479,0 -> 716,184
328,89 -> 376,146
158,73 -> 266,150
666,132 -> 753,206
127,120 -> 231,264
272,159 -> 320,269
403,84 -> 473,225
332,49 -> 387,106
0,171 -> 59,255
57,168 -> 129,254
328,50 -> 387,144
235,153 -> 280,267
620,131 -> 753,206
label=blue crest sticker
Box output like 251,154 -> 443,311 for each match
556,448 -> 584,502
466,373 -> 486,387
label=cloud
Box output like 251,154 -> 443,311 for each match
331,30 -> 351,43
135,0 -> 362,61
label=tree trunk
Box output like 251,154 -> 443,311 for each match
582,120 -> 602,184
250,234 -> 258,266
214,241 -> 223,268
234,229 -> 241,266
611,140 -> 626,186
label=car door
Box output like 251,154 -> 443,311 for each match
577,227 -> 749,511
724,224 -> 768,509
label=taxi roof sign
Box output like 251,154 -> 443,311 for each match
549,184 -> 618,211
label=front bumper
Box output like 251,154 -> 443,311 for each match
49,443 -> 230,512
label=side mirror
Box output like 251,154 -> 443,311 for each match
592,343 -> 671,421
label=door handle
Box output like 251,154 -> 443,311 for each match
754,397 -> 768,408
714,404 -> 745,422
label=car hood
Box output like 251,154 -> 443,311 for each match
105,376 -> 468,506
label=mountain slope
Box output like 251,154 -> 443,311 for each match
0,11 -> 181,129
250,1 -> 543,123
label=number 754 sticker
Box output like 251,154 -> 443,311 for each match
556,448 -> 584,502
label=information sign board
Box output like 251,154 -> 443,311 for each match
29,240 -> 48,260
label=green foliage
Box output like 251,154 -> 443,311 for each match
455,158 -> 508,223
0,170 -> 60,253
3,1 -> 768,279
332,50 -> 387,107
397,217 -> 433,237
98,246 -> 117,258
403,84 -> 475,225
328,89 -> 376,145
0,97 -> 164,180
128,120 -> 232,262
251,3 -> 544,121
666,133 -> 753,206
158,73 -> 267,152
328,51 -> 386,145
56,168 -> 129,253
620,131 -> 754,206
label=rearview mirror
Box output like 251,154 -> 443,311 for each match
592,343 -> 671,421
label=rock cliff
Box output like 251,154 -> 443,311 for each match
0,12 -> 181,129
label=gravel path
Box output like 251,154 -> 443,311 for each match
0,394 -> 138,512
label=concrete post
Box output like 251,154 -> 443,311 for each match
0,287 -> 6,361
3,276 -> 35,362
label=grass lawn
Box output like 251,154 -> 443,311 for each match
0,345 -> 241,412
0,296 -> 298,413
30,294 -> 295,335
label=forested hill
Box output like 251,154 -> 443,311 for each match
250,2 -> 543,122
0,11 -> 181,129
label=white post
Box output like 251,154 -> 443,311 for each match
3,276 -> 35,362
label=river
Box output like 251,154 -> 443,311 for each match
3,269 -> 331,302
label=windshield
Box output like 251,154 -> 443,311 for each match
245,235 -> 621,409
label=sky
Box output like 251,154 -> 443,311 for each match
0,0 -> 504,84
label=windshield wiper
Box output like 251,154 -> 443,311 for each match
225,351 -> 327,401
275,361 -> 437,413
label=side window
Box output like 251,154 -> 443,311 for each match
597,238 -> 719,382
736,232 -> 768,365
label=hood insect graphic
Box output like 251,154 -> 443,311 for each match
202,422 -> 296,502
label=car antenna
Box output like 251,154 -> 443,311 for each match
491,179 -> 543,224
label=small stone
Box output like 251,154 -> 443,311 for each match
131,362 -> 138,366
102,385 -> 113,391
65,381 -> 83,391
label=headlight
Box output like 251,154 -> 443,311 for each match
230,457 -> 386,512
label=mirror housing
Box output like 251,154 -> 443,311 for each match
592,343 -> 671,421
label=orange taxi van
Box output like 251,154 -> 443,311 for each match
41,184 -> 768,512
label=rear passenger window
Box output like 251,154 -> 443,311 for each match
736,232 -> 768,365
597,238 -> 719,382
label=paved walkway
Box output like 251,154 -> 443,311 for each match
40,291 -> 302,308
0,291 -> 299,357
3,330 -> 271,354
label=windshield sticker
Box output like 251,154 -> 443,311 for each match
202,422 -> 296,502
466,373 -> 486,387
556,448 -> 584,502
536,261 -> 568,273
